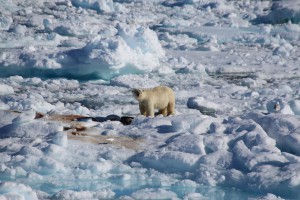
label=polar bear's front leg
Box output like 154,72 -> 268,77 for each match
139,103 -> 147,116
146,104 -> 155,117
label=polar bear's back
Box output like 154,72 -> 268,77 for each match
151,86 -> 174,95
148,86 -> 175,108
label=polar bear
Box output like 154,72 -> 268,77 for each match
132,86 -> 175,117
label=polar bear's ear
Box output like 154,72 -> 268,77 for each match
132,88 -> 143,98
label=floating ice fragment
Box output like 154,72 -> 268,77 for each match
74,105 -> 90,115
43,144 -> 66,157
11,24 -> 27,35
0,182 -> 38,200
187,96 -> 222,116
198,36 -> 220,51
0,101 -> 10,110
289,100 -> 300,116
51,132 -> 68,147
171,118 -> 191,132
64,23 -> 165,80
255,0 -> 300,24
135,149 -> 200,172
12,110 -> 36,124
0,16 -> 12,31
43,18 -> 53,31
79,159 -> 113,174
111,74 -> 159,88
273,46 -> 290,57
18,97 -> 56,113
130,188 -> 178,200
172,179 -> 197,196
52,189 -> 115,199
166,134 -> 206,155
38,156 -> 66,175
17,146 -> 43,157
184,192 -> 205,200
241,78 -> 257,88
71,0 -> 115,13
249,193 -> 284,200
245,112 -> 300,156
0,84 -> 14,95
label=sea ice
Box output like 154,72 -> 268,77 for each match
0,84 -> 14,95
256,0 -> 300,24
62,23 -> 165,79
0,16 -> 12,31
0,182 -> 39,200
71,0 -> 115,13
289,100 -> 300,115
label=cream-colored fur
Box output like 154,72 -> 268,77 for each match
132,86 -> 175,117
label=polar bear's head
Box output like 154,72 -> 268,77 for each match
132,88 -> 145,101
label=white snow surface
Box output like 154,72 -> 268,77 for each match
0,0 -> 300,199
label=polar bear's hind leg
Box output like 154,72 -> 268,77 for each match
159,108 -> 168,116
167,101 -> 175,116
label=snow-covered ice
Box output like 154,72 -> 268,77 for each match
0,0 -> 300,199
